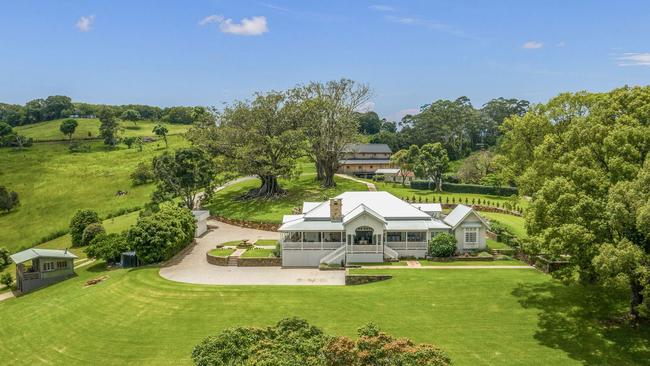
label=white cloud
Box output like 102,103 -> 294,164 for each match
522,41 -> 543,49
523,41 -> 543,49
369,5 -> 395,12
617,53 -> 650,66
199,14 -> 268,36
76,15 -> 95,32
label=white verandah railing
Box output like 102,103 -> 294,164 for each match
282,242 -> 345,250
385,242 -> 428,250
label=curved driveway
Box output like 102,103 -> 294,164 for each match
159,219 -> 345,286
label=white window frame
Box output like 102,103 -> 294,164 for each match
464,227 -> 479,248
42,261 -> 55,272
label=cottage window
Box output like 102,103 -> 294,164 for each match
407,232 -> 426,242
57,261 -> 68,269
323,232 -> 342,242
386,232 -> 406,242
303,232 -> 321,243
43,262 -> 55,272
464,228 -> 478,245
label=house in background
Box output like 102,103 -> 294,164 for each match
338,143 -> 392,177
374,168 -> 415,185
9,248 -> 77,293
279,191 -> 489,267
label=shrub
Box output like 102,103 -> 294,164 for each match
127,203 -> 196,264
81,223 -> 106,246
86,233 -> 129,264
69,209 -> 101,246
130,162 -> 155,185
477,251 -> 493,258
428,233 -> 457,257
272,242 -> 282,258
0,185 -> 19,212
192,317 -> 451,366
441,182 -> 518,196
0,247 -> 11,269
0,273 -> 12,288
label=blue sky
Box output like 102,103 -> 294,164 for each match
1,0 -> 649,120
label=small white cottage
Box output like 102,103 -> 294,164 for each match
278,191 -> 489,267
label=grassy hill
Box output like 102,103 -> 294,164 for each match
0,136 -> 188,253
15,118 -> 191,142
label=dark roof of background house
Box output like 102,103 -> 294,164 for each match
344,143 -> 392,154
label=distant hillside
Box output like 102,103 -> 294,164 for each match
14,118 -> 191,142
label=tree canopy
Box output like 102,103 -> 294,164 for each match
499,86 -> 650,320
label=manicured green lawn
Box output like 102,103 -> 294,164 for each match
254,239 -> 279,246
205,174 -> 367,224
0,136 -> 188,253
371,181 -> 528,209
481,212 -> 528,238
0,265 -> 647,365
418,259 -> 527,266
241,248 -> 275,258
15,118 -> 191,141
219,240 -> 244,247
487,238 -> 513,250
209,248 -> 235,257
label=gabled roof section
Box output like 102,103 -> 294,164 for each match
411,203 -> 442,214
302,202 -> 322,213
303,191 -> 431,220
10,248 -> 78,264
343,143 -> 392,154
342,204 -> 387,224
443,204 -> 489,229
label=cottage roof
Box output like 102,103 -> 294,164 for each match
304,191 -> 431,220
343,143 -> 392,154
339,159 -> 391,165
375,168 -> 400,174
443,204 -> 489,229
10,248 -> 78,264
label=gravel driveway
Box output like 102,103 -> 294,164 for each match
159,220 -> 345,286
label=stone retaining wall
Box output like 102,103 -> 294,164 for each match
345,274 -> 392,285
212,216 -> 280,231
206,253 -> 229,266
237,257 -> 282,267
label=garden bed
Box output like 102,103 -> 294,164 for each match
206,248 -> 235,266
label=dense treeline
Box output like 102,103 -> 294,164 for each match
498,86 -> 650,321
368,97 -> 529,160
0,95 -> 207,126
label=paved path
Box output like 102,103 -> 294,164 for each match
335,174 -> 376,191
359,265 -> 534,269
0,290 -> 15,302
406,261 -> 421,267
160,220 -> 345,286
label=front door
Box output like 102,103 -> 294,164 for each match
354,227 -> 374,245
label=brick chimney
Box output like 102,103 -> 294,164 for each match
330,198 -> 343,221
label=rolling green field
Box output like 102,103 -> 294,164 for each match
0,265 -> 646,365
205,174 -> 367,224
0,136 -> 188,253
15,118 -> 191,141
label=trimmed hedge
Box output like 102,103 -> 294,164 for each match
410,180 -> 518,196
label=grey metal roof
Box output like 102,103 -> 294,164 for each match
10,248 -> 78,264
339,159 -> 391,165
343,143 -> 392,153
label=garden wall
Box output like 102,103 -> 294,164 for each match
206,253 -> 228,266
345,273 -> 392,285
238,257 -> 281,267
212,216 -> 279,231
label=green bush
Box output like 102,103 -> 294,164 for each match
0,273 -> 12,288
81,223 -> 106,246
272,242 -> 282,258
428,233 -> 457,257
0,247 -> 11,269
130,162 -> 154,186
127,203 -> 196,264
69,209 -> 101,247
191,317 -> 451,366
0,185 -> 20,212
86,233 -> 129,264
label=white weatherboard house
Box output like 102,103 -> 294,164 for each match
279,191 -> 489,267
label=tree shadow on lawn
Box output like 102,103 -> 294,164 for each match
512,281 -> 650,365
